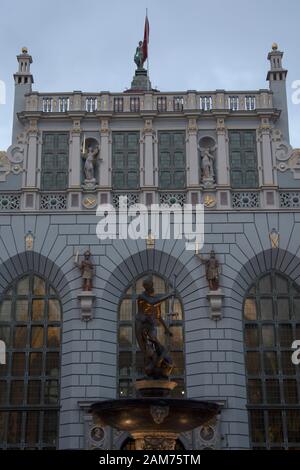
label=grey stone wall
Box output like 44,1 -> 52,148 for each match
1,211 -> 300,449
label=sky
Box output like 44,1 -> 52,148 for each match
0,0 -> 299,149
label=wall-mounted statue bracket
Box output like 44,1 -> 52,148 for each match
196,250 -> 224,321
77,291 -> 96,322
206,289 -> 224,321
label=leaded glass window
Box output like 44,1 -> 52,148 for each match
0,274 -> 62,449
229,130 -> 258,188
118,274 -> 185,398
158,131 -> 186,189
41,132 -> 69,191
112,132 -> 140,189
244,271 -> 300,449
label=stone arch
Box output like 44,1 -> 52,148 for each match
0,251 -> 73,307
102,248 -> 201,324
231,248 -> 300,312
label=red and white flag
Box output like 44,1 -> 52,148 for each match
143,14 -> 149,62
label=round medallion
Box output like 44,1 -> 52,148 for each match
90,426 -> 104,443
82,195 -> 97,209
203,195 -> 217,208
199,425 -> 215,442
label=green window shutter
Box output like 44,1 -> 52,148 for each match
112,132 -> 140,189
158,131 -> 186,189
41,133 -> 69,190
229,130 -> 258,188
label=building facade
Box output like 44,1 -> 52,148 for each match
0,44 -> 300,450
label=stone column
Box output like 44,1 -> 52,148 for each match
99,119 -> 110,188
70,119 -> 81,188
216,117 -> 229,186
186,117 -> 199,186
143,119 -> 155,187
259,117 -> 274,185
26,118 -> 39,188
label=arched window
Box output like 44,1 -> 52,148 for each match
243,271 -> 300,449
118,274 -> 185,398
0,274 -> 62,449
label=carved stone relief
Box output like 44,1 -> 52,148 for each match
273,129 -> 300,179
0,140 -> 25,182
0,151 -> 11,182
194,413 -> 222,449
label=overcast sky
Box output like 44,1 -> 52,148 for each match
0,0 -> 299,149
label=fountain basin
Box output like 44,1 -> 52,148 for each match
90,398 -> 220,435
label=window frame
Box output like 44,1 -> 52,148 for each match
112,131 -> 140,190
229,130 -> 259,189
243,270 -> 300,450
158,130 -> 186,190
0,273 -> 62,450
41,132 -> 69,191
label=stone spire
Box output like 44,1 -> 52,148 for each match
12,48 -> 34,143
266,43 -> 289,143
14,47 -> 34,86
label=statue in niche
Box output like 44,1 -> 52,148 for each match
75,250 -> 94,291
198,250 -> 221,291
135,276 -> 175,379
82,145 -> 99,182
201,148 -> 215,182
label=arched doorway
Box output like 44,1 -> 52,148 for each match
243,270 -> 300,449
118,273 -> 185,398
0,274 -> 62,449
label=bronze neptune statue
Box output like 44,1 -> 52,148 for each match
135,276 -> 175,379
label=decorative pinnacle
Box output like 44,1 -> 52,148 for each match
21,47 -> 28,54
272,42 -> 278,51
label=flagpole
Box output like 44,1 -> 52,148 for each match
146,8 -> 150,91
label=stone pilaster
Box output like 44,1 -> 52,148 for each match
25,118 -> 39,188
215,117 -> 229,186
142,119 -> 155,187
99,118 -> 111,188
70,119 -> 82,188
186,117 -> 199,186
259,117 -> 274,186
